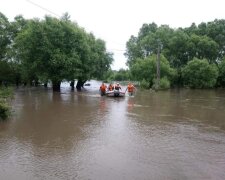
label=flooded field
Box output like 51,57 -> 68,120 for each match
1,81 -> 225,179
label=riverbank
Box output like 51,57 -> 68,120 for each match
0,87 -> 13,120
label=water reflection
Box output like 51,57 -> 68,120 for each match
0,85 -> 225,179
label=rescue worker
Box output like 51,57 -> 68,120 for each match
125,82 -> 136,96
114,83 -> 122,91
114,83 -> 122,97
99,82 -> 107,96
108,83 -> 114,91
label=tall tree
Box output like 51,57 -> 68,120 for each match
0,12 -> 10,61
14,15 -> 113,91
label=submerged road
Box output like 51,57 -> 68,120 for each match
1,81 -> 225,179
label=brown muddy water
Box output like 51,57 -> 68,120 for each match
0,80 -> 225,180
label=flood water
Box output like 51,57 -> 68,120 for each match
1,80 -> 225,180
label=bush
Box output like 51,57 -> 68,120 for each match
152,77 -> 170,90
0,87 -> 13,98
159,77 -> 170,89
217,58 -> 225,87
182,58 -> 219,88
140,79 -> 150,89
0,102 -> 9,120
130,54 -> 176,88
0,87 -> 12,120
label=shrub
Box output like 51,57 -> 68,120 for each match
182,58 -> 219,88
159,77 -> 170,89
140,79 -> 150,89
130,54 -> 176,88
0,87 -> 12,120
0,87 -> 13,98
217,58 -> 225,87
0,101 -> 9,120
152,77 -> 170,90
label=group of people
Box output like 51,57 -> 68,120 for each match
99,82 -> 136,96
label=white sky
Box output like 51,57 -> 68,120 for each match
1,0 -> 225,70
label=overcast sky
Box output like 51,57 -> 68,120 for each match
1,0 -> 225,70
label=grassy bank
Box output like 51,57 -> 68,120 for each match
0,87 -> 13,120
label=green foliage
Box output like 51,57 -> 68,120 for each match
88,37 -> 113,80
103,69 -> 130,82
0,87 -> 12,120
0,101 -> 9,120
217,58 -> 225,87
203,19 -> 225,58
0,12 -> 10,60
187,34 -> 219,64
0,61 -> 12,83
13,15 -> 112,89
0,13 -> 27,86
140,79 -> 150,89
130,54 -> 175,88
125,35 -> 143,67
125,24 -> 174,68
0,87 -> 13,98
125,19 -> 225,88
158,77 -> 170,89
113,69 -> 130,81
182,58 -> 219,88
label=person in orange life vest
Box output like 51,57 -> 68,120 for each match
108,83 -> 114,91
114,83 -> 122,91
99,82 -> 107,96
125,82 -> 136,96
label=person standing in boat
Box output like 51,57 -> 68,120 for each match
125,82 -> 136,96
99,82 -> 107,96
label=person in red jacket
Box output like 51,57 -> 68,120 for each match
125,82 -> 136,96
99,82 -> 107,96
108,83 -> 114,91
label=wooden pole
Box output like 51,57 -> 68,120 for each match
156,41 -> 161,89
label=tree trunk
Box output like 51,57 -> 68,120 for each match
76,79 -> 86,91
52,81 -> 61,91
34,79 -> 39,87
16,80 -> 19,88
70,80 -> 75,90
156,41 -> 161,90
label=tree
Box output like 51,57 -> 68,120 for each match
125,35 -> 143,67
113,68 -> 130,81
125,20 -> 224,87
205,19 -> 225,59
86,36 -> 113,80
182,58 -> 218,88
15,16 -> 86,90
14,15 -> 113,91
217,58 -> 225,87
130,54 -> 175,88
166,29 -> 190,68
0,12 -> 10,61
74,33 -> 113,90
0,12 -> 25,86
187,34 -> 219,64
125,24 -> 173,68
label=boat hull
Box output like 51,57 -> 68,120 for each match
106,90 -> 125,97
